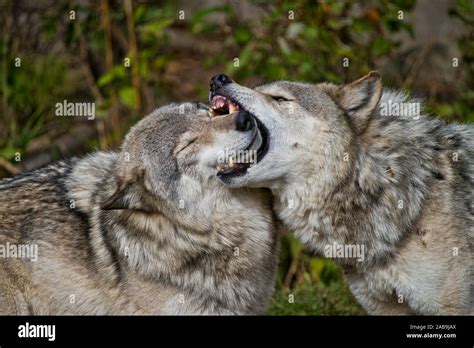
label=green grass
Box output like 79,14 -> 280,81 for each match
268,282 -> 366,316
265,235 -> 366,315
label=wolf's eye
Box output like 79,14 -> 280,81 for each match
271,96 -> 290,102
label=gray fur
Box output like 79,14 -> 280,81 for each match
0,102 -> 279,315
208,72 -> 473,315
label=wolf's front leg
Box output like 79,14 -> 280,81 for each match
356,292 -> 415,315
344,270 -> 415,315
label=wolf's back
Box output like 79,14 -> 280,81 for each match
0,159 -> 77,228
0,158 -> 94,265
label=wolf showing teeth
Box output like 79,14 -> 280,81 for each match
207,72 -> 473,315
0,102 -> 280,315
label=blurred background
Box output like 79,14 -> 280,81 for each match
0,0 -> 473,315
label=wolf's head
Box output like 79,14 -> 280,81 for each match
69,102 -> 278,311
100,102 -> 266,230
206,72 -> 383,189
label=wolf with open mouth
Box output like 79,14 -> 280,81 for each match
0,102 -> 280,315
208,94 -> 270,177
207,73 -> 473,315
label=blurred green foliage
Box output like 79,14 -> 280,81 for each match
443,0 -> 474,123
0,55 -> 70,160
202,0 -> 416,83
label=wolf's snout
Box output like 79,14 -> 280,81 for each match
235,110 -> 254,132
210,74 -> 233,91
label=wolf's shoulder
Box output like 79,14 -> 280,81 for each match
0,151 -> 117,235
0,151 -> 117,205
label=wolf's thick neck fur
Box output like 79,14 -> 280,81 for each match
274,90 -> 473,267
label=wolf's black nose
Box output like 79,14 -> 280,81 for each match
235,110 -> 254,132
210,74 -> 232,91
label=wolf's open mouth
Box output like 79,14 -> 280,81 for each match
209,95 -> 240,115
210,95 -> 269,177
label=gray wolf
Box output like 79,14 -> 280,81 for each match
0,102 -> 279,315
205,72 -> 473,315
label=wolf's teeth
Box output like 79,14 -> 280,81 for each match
229,104 -> 239,113
216,165 -> 222,171
228,158 -> 235,168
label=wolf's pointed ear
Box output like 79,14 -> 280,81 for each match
335,71 -> 382,133
100,179 -> 130,210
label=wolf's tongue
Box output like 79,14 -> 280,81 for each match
211,95 -> 227,110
